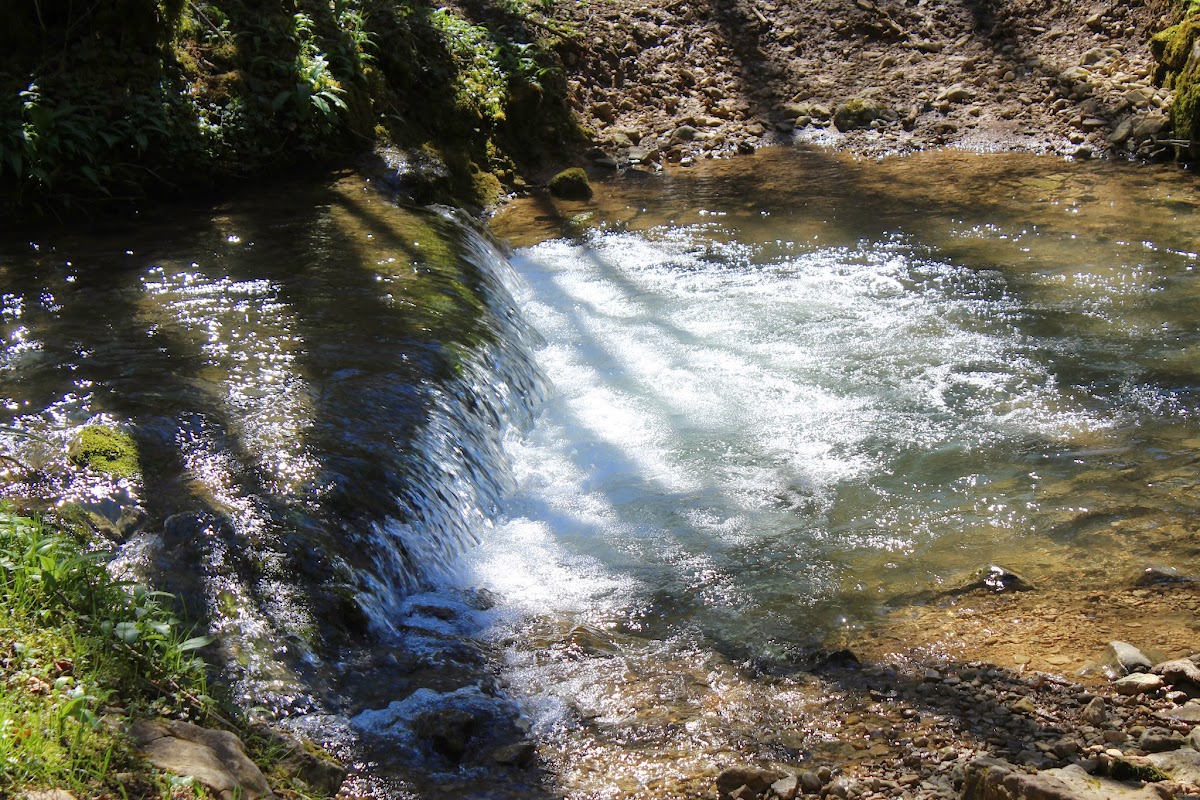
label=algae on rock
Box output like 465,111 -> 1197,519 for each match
549,167 -> 593,200
1151,15 -> 1200,145
69,426 -> 140,479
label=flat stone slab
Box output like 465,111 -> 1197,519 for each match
962,757 -> 1164,800
131,719 -> 275,800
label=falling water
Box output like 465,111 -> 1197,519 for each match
1,149 -> 1199,797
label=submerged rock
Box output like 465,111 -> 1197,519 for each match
953,565 -> 1035,595
68,425 -> 139,479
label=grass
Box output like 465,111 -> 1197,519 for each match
0,508 -> 328,799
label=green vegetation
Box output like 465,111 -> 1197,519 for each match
548,166 -> 592,199
0,509 -> 211,796
70,426 -> 140,479
0,0 -> 581,218
0,508 -> 335,797
1152,14 -> 1200,143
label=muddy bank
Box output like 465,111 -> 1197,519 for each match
549,0 -> 1182,170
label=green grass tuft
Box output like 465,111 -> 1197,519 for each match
0,509 -> 213,797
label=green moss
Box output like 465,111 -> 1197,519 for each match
1151,13 -> 1200,142
70,426 -> 139,479
548,167 -> 592,200
471,166 -> 505,206
1175,80 -> 1200,140
1109,758 -> 1171,783
1151,19 -> 1200,73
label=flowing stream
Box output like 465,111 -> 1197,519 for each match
1,149 -> 1199,797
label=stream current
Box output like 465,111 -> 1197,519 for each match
2,148 -> 1199,797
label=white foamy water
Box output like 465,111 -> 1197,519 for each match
463,223 -> 1114,651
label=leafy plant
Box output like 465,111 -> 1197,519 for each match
0,509 -> 216,796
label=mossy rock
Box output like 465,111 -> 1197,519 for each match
1109,757 -> 1171,783
1151,18 -> 1200,74
833,97 -> 896,131
1150,14 -> 1200,142
548,167 -> 593,200
1174,79 -> 1200,141
69,426 -> 140,479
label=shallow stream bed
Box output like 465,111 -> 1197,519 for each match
1,147 -> 1198,797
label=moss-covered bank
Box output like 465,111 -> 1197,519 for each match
0,0 -> 583,218
1152,10 -> 1200,147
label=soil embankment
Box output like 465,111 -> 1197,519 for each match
548,0 -> 1180,168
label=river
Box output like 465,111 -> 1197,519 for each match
1,148 -> 1198,797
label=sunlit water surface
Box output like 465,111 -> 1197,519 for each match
1,149 -> 1198,797
471,149 -> 1200,794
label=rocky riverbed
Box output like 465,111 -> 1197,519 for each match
697,570 -> 1200,800
549,0 -> 1182,169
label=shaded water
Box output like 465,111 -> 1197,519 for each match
0,149 -> 1197,797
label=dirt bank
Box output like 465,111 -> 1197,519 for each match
548,0 -> 1181,168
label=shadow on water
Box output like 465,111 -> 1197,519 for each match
2,147 -> 1199,796
491,148 -> 1200,647
0,178 -> 561,797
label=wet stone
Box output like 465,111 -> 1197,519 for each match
717,766 -> 785,800
1109,641 -> 1154,674
1152,659 -> 1200,688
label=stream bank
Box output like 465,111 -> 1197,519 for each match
550,0 -> 1187,169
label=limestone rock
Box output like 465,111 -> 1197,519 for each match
1152,658 -> 1200,688
936,84 -> 975,103
130,719 -> 275,800
1108,641 -> 1153,674
1160,704 -> 1200,723
771,773 -> 800,800
962,757 -> 1164,800
1139,727 -> 1185,753
799,769 -> 823,793
1147,747 -> 1200,782
716,766 -> 786,800
1081,697 -> 1107,725
1113,672 -> 1164,696
670,125 -> 699,143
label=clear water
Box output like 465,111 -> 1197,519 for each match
469,148 -> 1200,794
1,149 -> 1199,797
